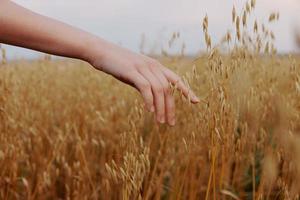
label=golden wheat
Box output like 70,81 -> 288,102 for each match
0,1 -> 300,199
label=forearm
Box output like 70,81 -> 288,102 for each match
0,0 -> 100,62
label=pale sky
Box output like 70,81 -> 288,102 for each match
3,0 -> 300,59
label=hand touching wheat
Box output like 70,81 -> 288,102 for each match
87,41 -> 199,125
0,0 -> 199,126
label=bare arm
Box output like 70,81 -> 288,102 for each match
0,0 -> 97,60
0,0 -> 199,126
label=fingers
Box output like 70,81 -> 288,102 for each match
128,72 -> 154,112
131,59 -> 199,126
159,66 -> 200,103
138,67 -> 166,124
149,65 -> 176,126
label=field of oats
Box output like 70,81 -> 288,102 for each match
1,1 -> 300,200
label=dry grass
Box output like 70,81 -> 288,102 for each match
1,1 -> 300,199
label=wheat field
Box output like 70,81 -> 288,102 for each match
1,1 -> 300,200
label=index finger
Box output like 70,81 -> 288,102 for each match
159,65 -> 200,103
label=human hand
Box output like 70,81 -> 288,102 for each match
86,40 -> 200,126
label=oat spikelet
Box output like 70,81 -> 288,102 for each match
256,36 -> 262,52
205,32 -> 212,49
246,3 -> 251,13
237,29 -> 241,41
251,0 -> 256,8
254,20 -> 258,33
226,31 -> 232,44
269,13 -> 277,22
232,6 -> 236,23
270,31 -> 275,40
264,41 -> 269,54
236,16 -> 241,41
242,11 -> 247,27
203,14 -> 208,32
236,16 -> 240,31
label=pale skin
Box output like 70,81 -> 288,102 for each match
0,0 -> 199,126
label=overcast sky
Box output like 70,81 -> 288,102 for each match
3,0 -> 300,59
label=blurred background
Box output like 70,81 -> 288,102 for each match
3,0 -> 300,59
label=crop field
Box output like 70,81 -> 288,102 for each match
1,1 -> 300,200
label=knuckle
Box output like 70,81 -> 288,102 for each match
133,61 -> 144,69
162,83 -> 170,92
153,85 -> 163,94
139,81 -> 150,90
148,59 -> 159,68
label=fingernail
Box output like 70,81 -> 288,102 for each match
192,94 -> 200,102
150,106 -> 155,112
158,116 -> 165,123
169,118 -> 175,126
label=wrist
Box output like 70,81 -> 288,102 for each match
81,35 -> 107,66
